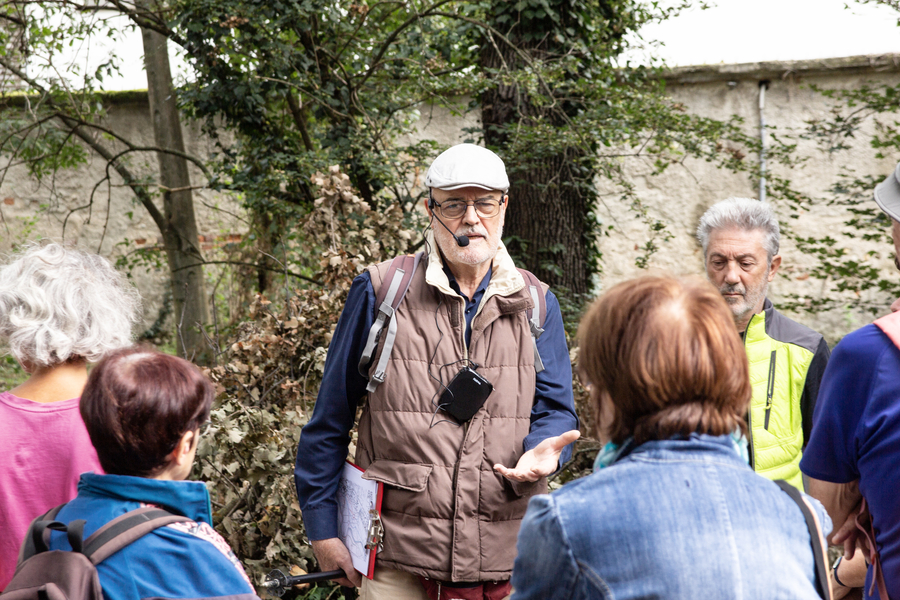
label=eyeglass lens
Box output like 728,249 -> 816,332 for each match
439,200 -> 500,219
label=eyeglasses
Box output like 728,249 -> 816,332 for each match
431,197 -> 505,220
198,420 -> 212,437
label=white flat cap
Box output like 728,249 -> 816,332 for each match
424,144 -> 510,192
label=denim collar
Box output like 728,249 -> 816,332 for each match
613,433 -> 742,465
77,472 -> 214,525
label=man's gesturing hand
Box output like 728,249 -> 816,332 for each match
493,430 -> 581,482
310,538 -> 362,588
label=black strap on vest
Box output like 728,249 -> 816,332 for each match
774,480 -> 832,600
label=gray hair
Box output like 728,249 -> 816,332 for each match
697,197 -> 780,262
0,242 -> 142,368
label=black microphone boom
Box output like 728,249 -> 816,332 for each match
432,214 -> 469,247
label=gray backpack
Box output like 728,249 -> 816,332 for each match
2,505 -> 190,600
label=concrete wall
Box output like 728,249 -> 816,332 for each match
2,55 -> 898,343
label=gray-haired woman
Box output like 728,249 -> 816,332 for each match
0,242 -> 141,590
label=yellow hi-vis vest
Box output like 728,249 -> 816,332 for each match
743,301 -> 827,491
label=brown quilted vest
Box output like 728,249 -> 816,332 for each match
356,238 -> 548,582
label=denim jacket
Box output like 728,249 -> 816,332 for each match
510,434 -> 830,600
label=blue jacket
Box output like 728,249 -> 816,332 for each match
511,435 -> 830,600
49,473 -> 258,600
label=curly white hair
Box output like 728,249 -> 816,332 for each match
0,242 -> 142,367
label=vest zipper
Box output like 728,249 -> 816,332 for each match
459,297 -> 469,363
764,350 -> 776,430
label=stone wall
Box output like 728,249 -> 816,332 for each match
2,55 -> 898,343
0,91 -> 240,333
595,54 -> 900,344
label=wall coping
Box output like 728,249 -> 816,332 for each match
0,89 -> 149,107
664,53 -> 900,84
3,54 -> 898,105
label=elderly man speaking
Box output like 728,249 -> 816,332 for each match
295,144 -> 579,600
697,198 -> 830,491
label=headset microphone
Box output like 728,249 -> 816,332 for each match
432,214 -> 469,247
429,191 -> 469,247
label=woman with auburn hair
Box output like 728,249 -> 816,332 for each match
510,275 -> 831,600
44,347 -> 258,600
0,242 -> 140,590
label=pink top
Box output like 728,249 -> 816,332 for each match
0,391 -> 103,590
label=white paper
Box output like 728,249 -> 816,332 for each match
336,462 -> 379,576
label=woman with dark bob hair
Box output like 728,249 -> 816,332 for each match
510,276 -> 831,600
43,347 -> 258,600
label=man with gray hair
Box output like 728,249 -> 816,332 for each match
697,198 -> 830,491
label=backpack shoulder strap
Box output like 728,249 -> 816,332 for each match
83,506 -> 192,565
774,480 -> 833,600
517,268 -> 546,374
358,252 -> 423,391
17,504 -> 68,563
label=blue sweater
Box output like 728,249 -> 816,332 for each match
49,473 -> 258,600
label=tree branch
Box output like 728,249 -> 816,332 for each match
285,92 -> 314,152
356,0 -> 457,88
173,259 -> 322,286
0,54 -> 167,234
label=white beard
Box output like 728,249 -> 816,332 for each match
433,221 -> 503,267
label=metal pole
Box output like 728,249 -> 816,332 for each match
758,81 -> 768,203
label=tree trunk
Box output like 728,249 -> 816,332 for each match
480,3 -> 593,296
141,26 -> 211,363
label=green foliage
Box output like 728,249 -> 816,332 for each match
174,0 -> 467,219
776,71 -> 900,315
468,0 -> 758,288
0,355 -> 27,389
165,0 -> 755,293
0,3 -> 130,183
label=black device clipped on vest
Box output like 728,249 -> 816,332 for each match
439,366 -> 493,422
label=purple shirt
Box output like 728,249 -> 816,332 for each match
0,391 -> 102,590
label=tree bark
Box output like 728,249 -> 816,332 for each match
141,25 -> 211,363
480,4 -> 593,296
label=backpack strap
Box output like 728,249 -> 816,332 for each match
774,480 -> 833,600
517,268 -> 546,374
83,506 -> 192,565
18,505 -> 192,569
358,252 -> 423,392
28,519 -> 86,555
18,504 -> 69,563
853,497 -> 890,600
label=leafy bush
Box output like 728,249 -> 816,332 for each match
196,167 -> 420,590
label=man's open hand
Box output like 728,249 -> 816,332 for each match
493,430 -> 581,482
310,538 -> 362,588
